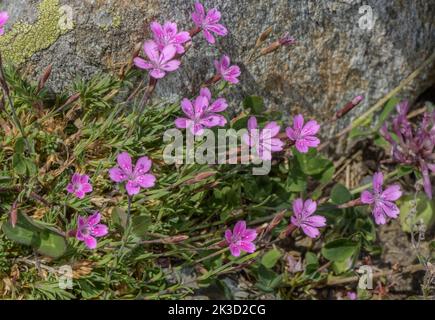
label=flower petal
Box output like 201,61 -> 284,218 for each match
143,40 -> 160,62
381,185 -> 402,201
84,236 -> 97,249
161,59 -> 180,72
301,225 -> 320,238
199,87 -> 212,101
229,244 -> 241,257
292,198 -> 304,216
117,152 -> 133,174
247,116 -> 257,131
92,224 -> 108,237
303,199 -> 317,216
126,180 -> 141,196
208,98 -> 227,112
293,114 -> 304,132
233,220 -> 246,237
361,190 -> 374,204
224,229 -> 233,244
372,172 -> 384,194
134,156 -> 152,175
87,212 -> 101,226
301,120 -> 320,136
150,68 -> 166,79
263,121 -> 280,137
181,98 -> 194,118
109,167 -> 128,183
136,174 -> 156,189
305,215 -> 326,228
239,241 -> 256,253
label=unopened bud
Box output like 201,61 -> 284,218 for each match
62,92 -> 81,108
334,95 -> 364,120
184,171 -> 216,185
162,235 -> 189,244
37,65 -> 52,94
266,210 -> 285,233
279,224 -> 297,239
255,26 -> 273,47
260,33 -> 296,56
10,201 -> 18,228
337,198 -> 363,209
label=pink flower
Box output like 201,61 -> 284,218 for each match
291,198 -> 326,238
174,87 -> 227,136
0,11 -> 9,36
76,212 -> 108,250
66,173 -> 93,199
360,172 -> 402,225
150,21 -> 191,54
225,220 -> 257,257
133,41 -> 180,79
214,55 -> 241,84
109,152 -> 156,196
191,2 -> 227,44
347,292 -> 357,300
285,114 -> 320,153
242,116 -> 284,161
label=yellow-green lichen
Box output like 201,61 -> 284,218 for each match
0,0 -> 71,65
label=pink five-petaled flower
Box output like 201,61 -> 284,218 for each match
214,55 -> 241,84
360,172 -> 402,225
76,212 -> 108,250
109,152 -> 156,196
174,88 -> 227,136
242,116 -> 284,161
150,21 -> 191,54
191,2 -> 228,44
66,173 -> 93,199
285,114 -> 320,153
291,198 -> 326,238
225,220 -> 257,257
133,41 -> 180,79
0,11 -> 8,36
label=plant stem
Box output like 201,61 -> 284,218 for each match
0,52 -> 31,153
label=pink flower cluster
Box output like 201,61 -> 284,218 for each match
134,2 -> 241,85
242,114 -> 321,161
192,2 -> 228,44
175,87 -> 228,135
65,173 -> 108,250
134,22 -> 190,79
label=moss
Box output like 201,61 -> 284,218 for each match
0,0 -> 71,65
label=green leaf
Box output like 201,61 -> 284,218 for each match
256,265 -> 283,292
15,137 -> 26,154
131,216 -> 152,237
112,207 -> 127,230
243,96 -> 264,114
399,194 -> 435,233
295,148 -> 333,176
304,251 -> 319,275
330,184 -> 352,205
12,154 -> 27,175
321,238 -> 359,262
261,248 -> 282,269
2,211 -> 67,258
376,96 -> 399,130
37,229 -> 68,258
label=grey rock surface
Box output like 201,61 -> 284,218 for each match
0,0 -> 434,133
